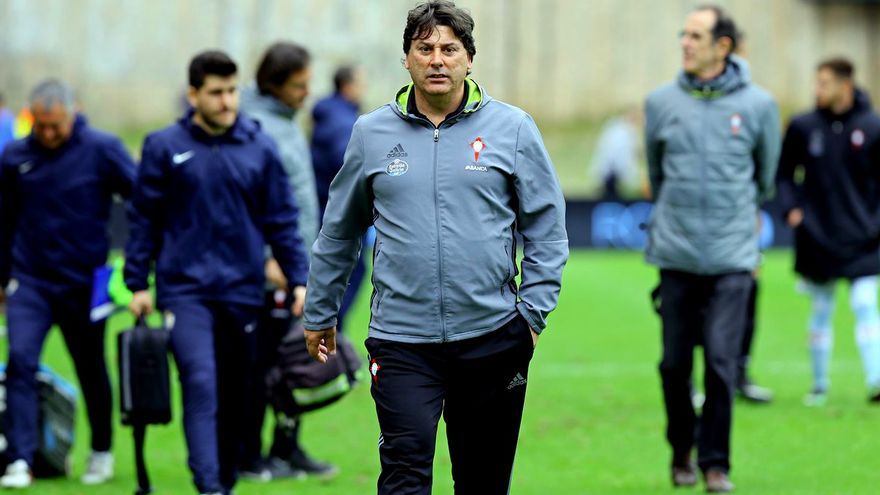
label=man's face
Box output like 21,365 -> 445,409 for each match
273,67 -> 311,110
342,68 -> 367,105
31,102 -> 74,150
188,74 -> 239,132
815,68 -> 847,110
680,10 -> 727,76
404,25 -> 473,99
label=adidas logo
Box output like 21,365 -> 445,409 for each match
507,372 -> 527,390
386,143 -> 408,158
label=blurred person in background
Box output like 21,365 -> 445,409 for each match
645,5 -> 779,492
0,92 -> 14,155
239,41 -> 337,481
0,79 -> 136,489
590,106 -> 643,200
777,57 -> 880,406
311,64 -> 367,334
304,1 -> 568,493
12,107 -> 33,140
736,269 -> 774,403
125,50 -> 310,495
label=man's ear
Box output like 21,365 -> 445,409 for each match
716,36 -> 733,58
186,86 -> 198,108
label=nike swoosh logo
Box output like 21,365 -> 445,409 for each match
172,150 -> 195,165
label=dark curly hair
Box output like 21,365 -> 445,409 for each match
403,0 -> 476,60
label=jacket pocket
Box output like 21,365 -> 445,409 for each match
370,242 -> 384,313
504,240 -> 515,283
370,240 -> 438,334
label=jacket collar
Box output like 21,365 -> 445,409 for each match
240,83 -> 298,120
678,54 -> 750,100
27,113 -> 87,152
178,108 -> 259,143
393,78 -> 487,123
817,87 -> 873,122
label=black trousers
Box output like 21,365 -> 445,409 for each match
365,315 -> 535,495
658,270 -> 752,473
737,277 -> 758,385
242,290 -> 303,467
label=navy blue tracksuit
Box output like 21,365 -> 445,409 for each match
124,112 -> 309,494
0,115 -> 136,465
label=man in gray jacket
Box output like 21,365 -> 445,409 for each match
240,42 -> 336,480
303,1 -> 568,493
645,5 -> 779,492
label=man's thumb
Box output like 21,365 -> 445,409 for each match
326,332 -> 337,354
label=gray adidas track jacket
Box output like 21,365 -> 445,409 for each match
303,79 -> 568,343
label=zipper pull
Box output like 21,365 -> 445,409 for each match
434,128 -> 439,142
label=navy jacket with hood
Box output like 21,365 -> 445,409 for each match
124,111 -> 309,308
777,89 -> 880,281
0,115 -> 136,287
310,93 -> 359,213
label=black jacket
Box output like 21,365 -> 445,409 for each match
777,90 -> 880,281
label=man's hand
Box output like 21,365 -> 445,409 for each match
787,208 -> 804,228
291,285 -> 306,318
265,257 -> 288,291
528,324 -> 538,348
305,326 -> 337,363
129,290 -> 154,317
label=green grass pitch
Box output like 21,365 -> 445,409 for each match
3,250 -> 879,494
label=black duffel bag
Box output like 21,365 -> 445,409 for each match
117,316 -> 171,495
118,317 -> 171,426
266,323 -> 363,416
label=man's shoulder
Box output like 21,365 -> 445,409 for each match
142,123 -> 185,150
853,109 -> 880,131
247,123 -> 285,158
646,82 -> 681,103
644,83 -> 689,118
246,110 -> 295,144
475,98 -> 529,123
738,82 -> 777,110
312,95 -> 339,113
787,110 -> 819,129
0,138 -> 31,165
79,125 -> 127,153
350,103 -> 401,135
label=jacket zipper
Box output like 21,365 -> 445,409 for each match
699,97 -> 709,273
432,125 -> 448,341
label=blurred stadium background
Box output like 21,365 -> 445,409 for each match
2,0 -> 880,493
2,0 -> 880,197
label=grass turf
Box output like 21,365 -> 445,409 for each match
3,249 -> 879,494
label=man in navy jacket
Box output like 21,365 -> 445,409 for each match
0,79 -> 136,489
125,51 -> 309,495
777,58 -> 880,405
310,65 -> 366,334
